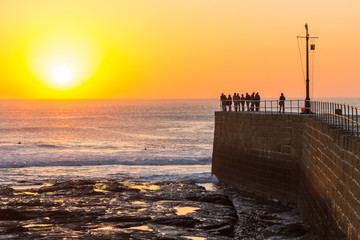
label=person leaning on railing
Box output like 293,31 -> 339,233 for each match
220,93 -> 227,111
240,94 -> 246,111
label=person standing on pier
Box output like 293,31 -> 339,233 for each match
236,93 -> 241,111
227,94 -> 232,111
245,93 -> 250,111
233,93 -> 239,112
279,93 -> 285,113
255,92 -> 261,111
250,92 -> 255,111
240,94 -> 245,111
220,93 -> 227,111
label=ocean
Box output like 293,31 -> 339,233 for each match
0,99 -> 217,185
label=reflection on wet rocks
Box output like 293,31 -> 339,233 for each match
0,180 -> 237,239
0,180 -> 309,239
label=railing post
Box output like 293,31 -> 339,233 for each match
345,105 -> 348,131
357,108 -> 359,138
332,103 -> 334,126
265,100 -> 267,114
339,104 -> 342,128
341,104 -> 343,130
352,107 -> 354,135
334,103 -> 336,126
348,105 -> 350,132
335,103 -> 338,127
338,104 -> 340,128
327,102 -> 329,124
298,100 -> 299,114
341,105 -> 346,130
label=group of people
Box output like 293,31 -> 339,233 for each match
220,92 -> 286,113
220,92 -> 261,112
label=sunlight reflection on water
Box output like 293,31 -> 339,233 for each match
0,164 -> 215,185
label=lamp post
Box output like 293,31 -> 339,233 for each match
305,23 -> 310,114
298,23 -> 318,114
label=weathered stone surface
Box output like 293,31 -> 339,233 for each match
212,112 -> 359,239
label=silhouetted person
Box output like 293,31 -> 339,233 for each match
245,93 -> 251,111
255,92 -> 260,111
233,93 -> 239,112
236,93 -> 240,111
220,93 -> 227,111
227,94 -> 232,111
240,94 -> 245,111
250,92 -> 255,111
279,93 -> 285,113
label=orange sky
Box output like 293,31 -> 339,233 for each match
0,0 -> 359,99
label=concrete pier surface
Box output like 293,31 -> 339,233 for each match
212,111 -> 360,239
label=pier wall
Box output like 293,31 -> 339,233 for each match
212,112 -> 360,239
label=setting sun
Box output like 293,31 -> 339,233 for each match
51,64 -> 73,88
23,28 -> 104,94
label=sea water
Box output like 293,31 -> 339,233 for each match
0,99 -> 218,185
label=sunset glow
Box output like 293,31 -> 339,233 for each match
1,0 -> 360,99
51,65 -> 73,88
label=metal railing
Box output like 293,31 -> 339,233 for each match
310,101 -> 360,137
219,99 -> 360,138
219,99 -> 305,114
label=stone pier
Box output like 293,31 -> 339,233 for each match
212,112 -> 360,239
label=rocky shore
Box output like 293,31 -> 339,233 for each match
0,179 -> 310,239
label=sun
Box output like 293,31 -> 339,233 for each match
51,65 -> 74,86
26,29 -> 103,93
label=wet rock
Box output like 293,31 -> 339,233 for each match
0,223 -> 27,234
37,179 -> 96,193
187,194 -> 234,206
151,216 -> 201,228
279,222 -> 310,237
99,215 -> 151,223
0,209 -> 28,220
208,224 -> 234,236
0,179 -> 310,239
104,181 -> 140,192
0,186 -> 14,196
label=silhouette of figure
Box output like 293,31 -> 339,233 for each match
220,93 -> 227,111
233,93 -> 239,112
227,94 -> 232,111
240,94 -> 245,111
250,92 -> 255,111
255,92 -> 261,111
279,93 -> 285,113
236,93 -> 240,111
245,93 -> 251,111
